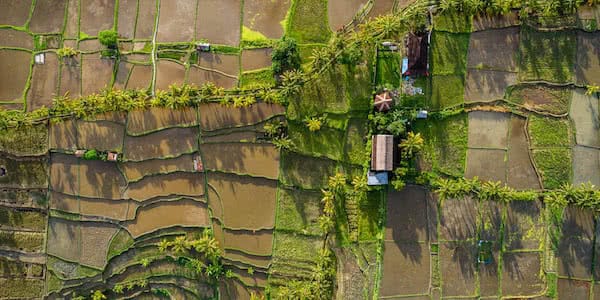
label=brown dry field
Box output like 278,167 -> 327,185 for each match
80,222 -> 119,268
230,264 -> 268,287
379,241 -> 430,297
575,32 -> 600,86
80,197 -> 132,221
504,201 -> 544,250
126,199 -> 209,238
570,89 -> 599,148
223,229 -> 273,256
188,66 -> 238,89
78,39 -> 102,52
208,172 -> 277,229
29,0 -> 67,32
328,0 -> 366,31
59,56 -> 82,98
82,56 -> 115,95
88,111 -> 128,124
49,191 -> 79,214
201,143 -> 279,179
385,187 -> 431,242
196,0 -> 241,46
464,69 -> 517,103
0,50 -> 30,101
48,119 -> 78,149
507,117 -> 541,190
199,102 -> 284,131
47,218 -> 81,262
479,201 -> 503,241
512,85 -> 571,115
123,127 -> 199,161
77,120 -> 125,151
573,146 -> 600,187
465,148 -> 507,183
440,242 -> 477,297
135,0 -> 157,39
558,207 -> 594,279
123,53 -> 152,63
126,64 -> 153,90
155,60 -> 186,90
439,197 -> 478,241
220,278 -> 264,300
501,252 -> 544,296
0,1 -> 31,26
472,12 -> 520,31
125,172 -> 205,201
468,111 -> 510,149
243,0 -> 290,39
0,103 -> 23,111
241,48 -> 272,71
79,159 -> 127,199
479,246 -> 500,297
127,107 -> 198,135
80,0 -> 114,36
559,279 -> 591,299
208,186 -> 224,221
117,0 -> 137,39
199,52 -> 240,76
202,130 -> 261,143
27,52 -> 59,111
50,153 -> 79,196
0,29 -> 33,49
367,0 -> 394,19
224,249 -> 271,269
157,0 -> 196,42
562,206 -> 594,239
120,154 -> 196,182
113,61 -> 133,90
64,0 -> 79,38
467,27 -> 519,71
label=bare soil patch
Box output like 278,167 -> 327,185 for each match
80,197 -> 130,221
472,12 -> 519,31
467,27 -> 519,71
439,196 -> 478,241
126,172 -> 205,201
77,120 -> 124,151
0,50 -> 30,101
78,39 -> 102,52
0,29 -> 33,49
501,251 -> 544,296
223,229 -> 273,256
80,222 -> 119,268
207,172 -> 277,229
155,60 -> 186,91
0,1 -> 31,26
79,158 -> 127,199
27,52 -> 59,111
196,0 -> 241,46
123,127 -> 199,161
570,89 -> 599,147
113,61 -> 132,90
504,201 -> 544,250
507,116 -> 541,190
80,0 -> 115,35
201,143 -> 279,179
440,241 -> 477,297
509,84 -> 571,115
467,111 -> 510,149
380,241 -> 430,297
82,56 -> 115,95
241,48 -> 272,71
479,245 -> 500,297
224,249 -> 271,269
575,32 -> 600,86
157,0 -> 196,42
188,66 -> 237,89
385,186 -> 431,242
49,191 -> 79,214
243,0 -> 290,39
127,64 -> 153,90
135,0 -> 157,39
59,55 -> 82,98
229,264 -> 268,287
50,153 -> 79,196
328,0 -> 367,31
49,120 -> 77,150
47,218 -> 81,262
202,130 -> 261,143
464,69 -> 517,103
367,0 -> 394,19
64,0 -> 79,38
558,279 -> 590,299
572,146 -> 600,187
126,199 -> 209,237
480,201 -> 503,241
127,107 -> 197,135
199,52 -> 240,76
120,154 -> 196,182
117,0 -> 137,39
465,148 -> 507,183
220,278 -> 263,300
558,216 -> 594,279
199,102 -> 284,131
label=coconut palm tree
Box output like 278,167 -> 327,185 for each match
399,132 -> 424,158
157,239 -> 171,253
171,236 -> 189,254
91,290 -> 106,300
328,173 -> 347,192
305,117 -> 322,132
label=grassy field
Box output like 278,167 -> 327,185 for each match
433,11 -> 473,33
376,51 -> 401,87
430,31 -> 470,76
286,0 -> 331,44
429,74 -> 465,109
532,148 -> 572,189
527,115 -> 572,147
239,68 -> 276,89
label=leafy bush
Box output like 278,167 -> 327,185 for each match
83,149 -> 99,160
272,37 -> 301,76
98,29 -> 118,47
56,46 -> 77,57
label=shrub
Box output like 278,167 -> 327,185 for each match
98,29 -> 118,48
83,149 -> 99,160
272,37 -> 301,76
56,46 -> 77,57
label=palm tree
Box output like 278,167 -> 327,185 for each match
171,236 -> 189,254
305,117 -> 322,132
91,290 -> 106,300
113,284 -> 124,294
321,190 -> 335,217
328,173 -> 347,192
157,239 -> 171,253
399,132 -> 424,158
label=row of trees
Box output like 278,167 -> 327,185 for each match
436,0 -> 598,17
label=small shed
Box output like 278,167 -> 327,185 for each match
75,150 -> 85,158
404,32 -> 429,76
34,53 -> 45,65
367,172 -> 388,186
107,152 -> 119,162
0,165 -> 6,177
374,91 -> 393,112
371,135 -> 394,171
196,43 -> 210,52
194,157 -> 204,172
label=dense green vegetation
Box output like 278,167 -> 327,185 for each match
533,148 -> 572,189
519,27 -> 576,83
286,0 -> 331,44
527,115 -> 572,147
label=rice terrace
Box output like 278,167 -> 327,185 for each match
0,0 -> 599,299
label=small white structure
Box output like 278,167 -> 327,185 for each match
417,110 -> 428,119
34,53 -> 45,65
381,41 -> 398,51
196,43 -> 210,52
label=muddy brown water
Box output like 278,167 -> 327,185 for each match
379,241 -> 430,297
199,52 -> 240,76
157,0 -> 196,42
50,153 -> 79,196
79,159 -> 128,199
155,60 -> 186,91
77,120 -> 125,152
440,241 -> 477,297
243,0 -> 290,39
199,102 -> 284,131
439,196 -> 478,241
127,107 -> 198,135
467,111 -> 510,149
187,66 -> 238,89
501,252 -> 544,296
558,279 -> 591,299
135,0 -> 157,39
575,32 -> 600,86
328,0 -> 367,31
125,172 -> 205,201
467,27 -> 519,72
113,61 -> 132,90
201,143 -> 279,179
196,0 -> 241,46
123,127 -> 199,161
125,199 -> 209,238
47,218 -> 81,262
0,29 -> 33,49
385,187 -> 432,242
479,244 -> 500,297
29,0 -> 68,33
127,64 -> 153,90
49,191 -> 79,214
0,50 -> 30,101
202,130 -> 261,143
117,0 -> 137,39
64,0 -> 79,38
229,264 -> 268,287
80,0 -> 114,35
367,0 -> 394,19
59,55 -> 82,98
224,249 -> 271,269
241,48 -> 272,71
465,148 -> 507,183
573,146 -> 600,187
80,222 -> 119,268
0,1 -> 31,27
504,201 -> 543,250
507,116 -> 542,190
207,172 -> 277,229
27,52 -> 59,111
121,154 -> 196,182
80,197 -> 132,221
223,229 -> 273,256
464,69 -> 517,103
82,56 -> 115,95
571,89 -> 599,148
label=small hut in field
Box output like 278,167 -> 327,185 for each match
404,32 -> 429,76
107,152 -> 119,162
374,91 -> 393,112
194,157 -> 204,172
371,135 -> 394,171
